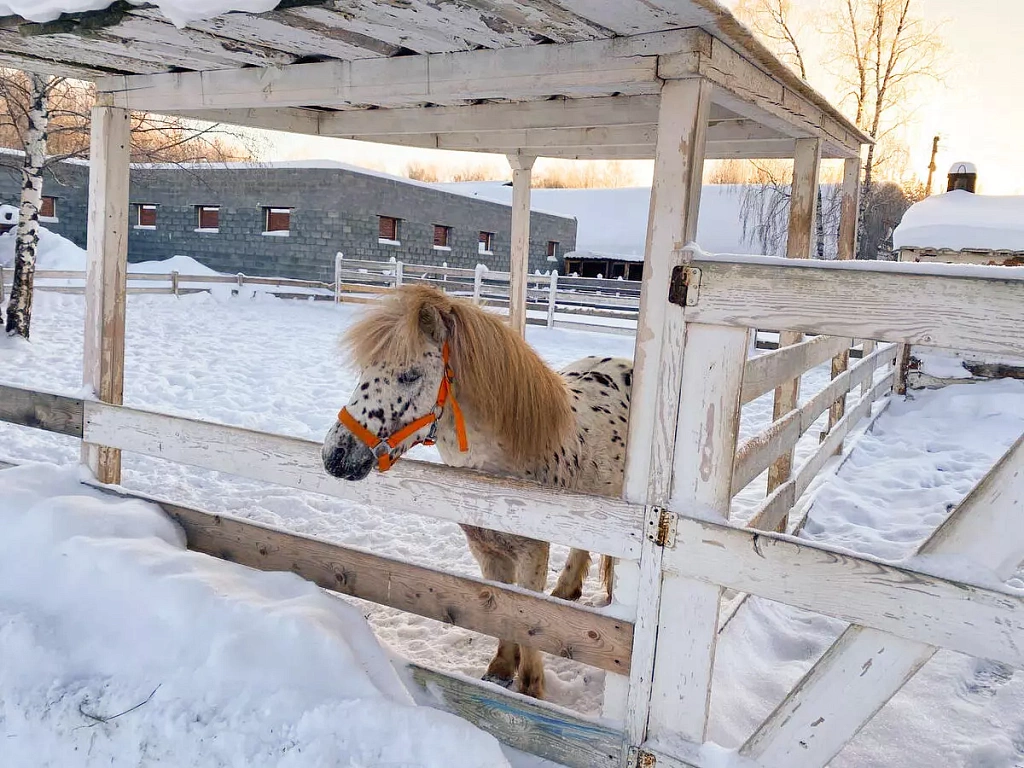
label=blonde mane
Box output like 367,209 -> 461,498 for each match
345,285 -> 574,467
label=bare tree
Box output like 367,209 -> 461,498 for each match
736,0 -> 941,258
0,69 -> 253,338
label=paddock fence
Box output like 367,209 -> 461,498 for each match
1,255 -> 1022,768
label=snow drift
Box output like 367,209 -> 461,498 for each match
0,463 -> 510,768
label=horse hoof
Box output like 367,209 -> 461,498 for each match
481,673 -> 516,690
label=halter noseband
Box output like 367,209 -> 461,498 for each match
337,342 -> 469,472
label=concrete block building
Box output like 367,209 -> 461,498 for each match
0,159 -> 576,281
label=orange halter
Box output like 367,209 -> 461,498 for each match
337,342 -> 469,472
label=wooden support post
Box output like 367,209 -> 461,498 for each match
334,251 -> 343,303
618,77 -> 712,750
395,260 -> 404,288
81,102 -> 130,484
473,263 -> 485,305
861,339 -> 877,395
767,137 -> 821,531
824,157 -> 861,448
170,270 -> 180,297
546,271 -> 558,328
507,153 -> 535,336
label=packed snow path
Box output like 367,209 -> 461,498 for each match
1,291 -> 1023,767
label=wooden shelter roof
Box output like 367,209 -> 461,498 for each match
0,0 -> 871,159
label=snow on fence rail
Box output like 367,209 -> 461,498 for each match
2,255 -> 1022,768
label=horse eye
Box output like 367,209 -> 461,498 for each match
397,369 -> 423,386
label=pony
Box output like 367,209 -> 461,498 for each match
321,285 -> 631,699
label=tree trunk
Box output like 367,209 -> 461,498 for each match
5,73 -> 49,339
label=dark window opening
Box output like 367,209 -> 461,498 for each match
40,196 -> 56,218
433,225 -> 451,248
547,241 -> 560,260
264,207 -> 291,233
479,231 -> 494,253
379,216 -> 399,241
196,205 -> 219,231
136,204 -> 157,227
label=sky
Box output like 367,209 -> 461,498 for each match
258,0 -> 1024,195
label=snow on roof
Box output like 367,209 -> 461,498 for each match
948,161 -> 977,175
0,0 -> 279,26
892,190 -> 1024,252
438,182 -> 768,259
565,249 -> 645,263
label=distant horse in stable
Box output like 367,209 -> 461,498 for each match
321,285 -> 631,699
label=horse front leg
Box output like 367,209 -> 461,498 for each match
515,540 -> 551,699
464,533 -> 520,689
551,548 -> 591,601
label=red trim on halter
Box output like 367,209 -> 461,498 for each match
337,342 -> 469,472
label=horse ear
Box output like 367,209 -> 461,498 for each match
418,303 -> 449,344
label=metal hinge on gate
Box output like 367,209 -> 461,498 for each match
626,746 -> 657,768
668,265 -> 701,307
647,506 -> 677,548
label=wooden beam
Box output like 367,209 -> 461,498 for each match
0,384 -> 83,437
767,138 -> 820,529
681,255 -> 1024,358
658,32 -> 865,157
408,664 -> 622,768
507,154 -> 534,337
742,432 -> 1024,768
87,484 -> 632,674
741,335 -> 849,405
82,101 -> 130,484
170,108 -> 323,136
665,507 -> 1024,667
620,77 -> 713,747
96,30 -> 704,111
79,400 -> 645,558
837,156 -> 861,261
319,96 -> 662,136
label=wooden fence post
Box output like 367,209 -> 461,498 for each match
170,270 -> 180,297
862,339 -> 877,395
0,264 -> 5,303
617,77 -> 714,752
507,153 -> 535,336
546,271 -> 558,328
824,156 -> 862,449
81,100 -> 130,484
473,263 -> 485,305
334,252 -> 343,303
395,260 -> 404,288
767,137 -> 821,531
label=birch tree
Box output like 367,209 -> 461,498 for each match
0,70 -> 252,338
2,72 -> 49,338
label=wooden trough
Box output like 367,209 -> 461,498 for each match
3,1 -> 1024,766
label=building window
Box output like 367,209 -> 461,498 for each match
379,215 -> 400,244
433,224 -> 451,250
478,231 -> 494,254
196,205 -> 219,232
40,196 -> 57,221
547,241 -> 560,261
135,204 -> 157,228
263,207 -> 291,236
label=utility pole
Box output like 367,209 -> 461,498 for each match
925,135 -> 940,196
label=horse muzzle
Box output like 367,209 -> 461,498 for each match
321,421 -> 375,481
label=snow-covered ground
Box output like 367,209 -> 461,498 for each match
2,277 -> 1023,766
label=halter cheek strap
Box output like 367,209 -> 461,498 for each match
337,342 -> 469,472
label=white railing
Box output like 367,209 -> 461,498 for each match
334,252 -> 642,335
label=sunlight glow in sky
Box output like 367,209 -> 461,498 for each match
261,0 -> 1024,195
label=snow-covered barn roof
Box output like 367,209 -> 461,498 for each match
0,0 -> 869,161
893,191 -> 1024,253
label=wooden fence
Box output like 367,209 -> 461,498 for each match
1,254 -> 1022,768
334,253 -> 642,335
